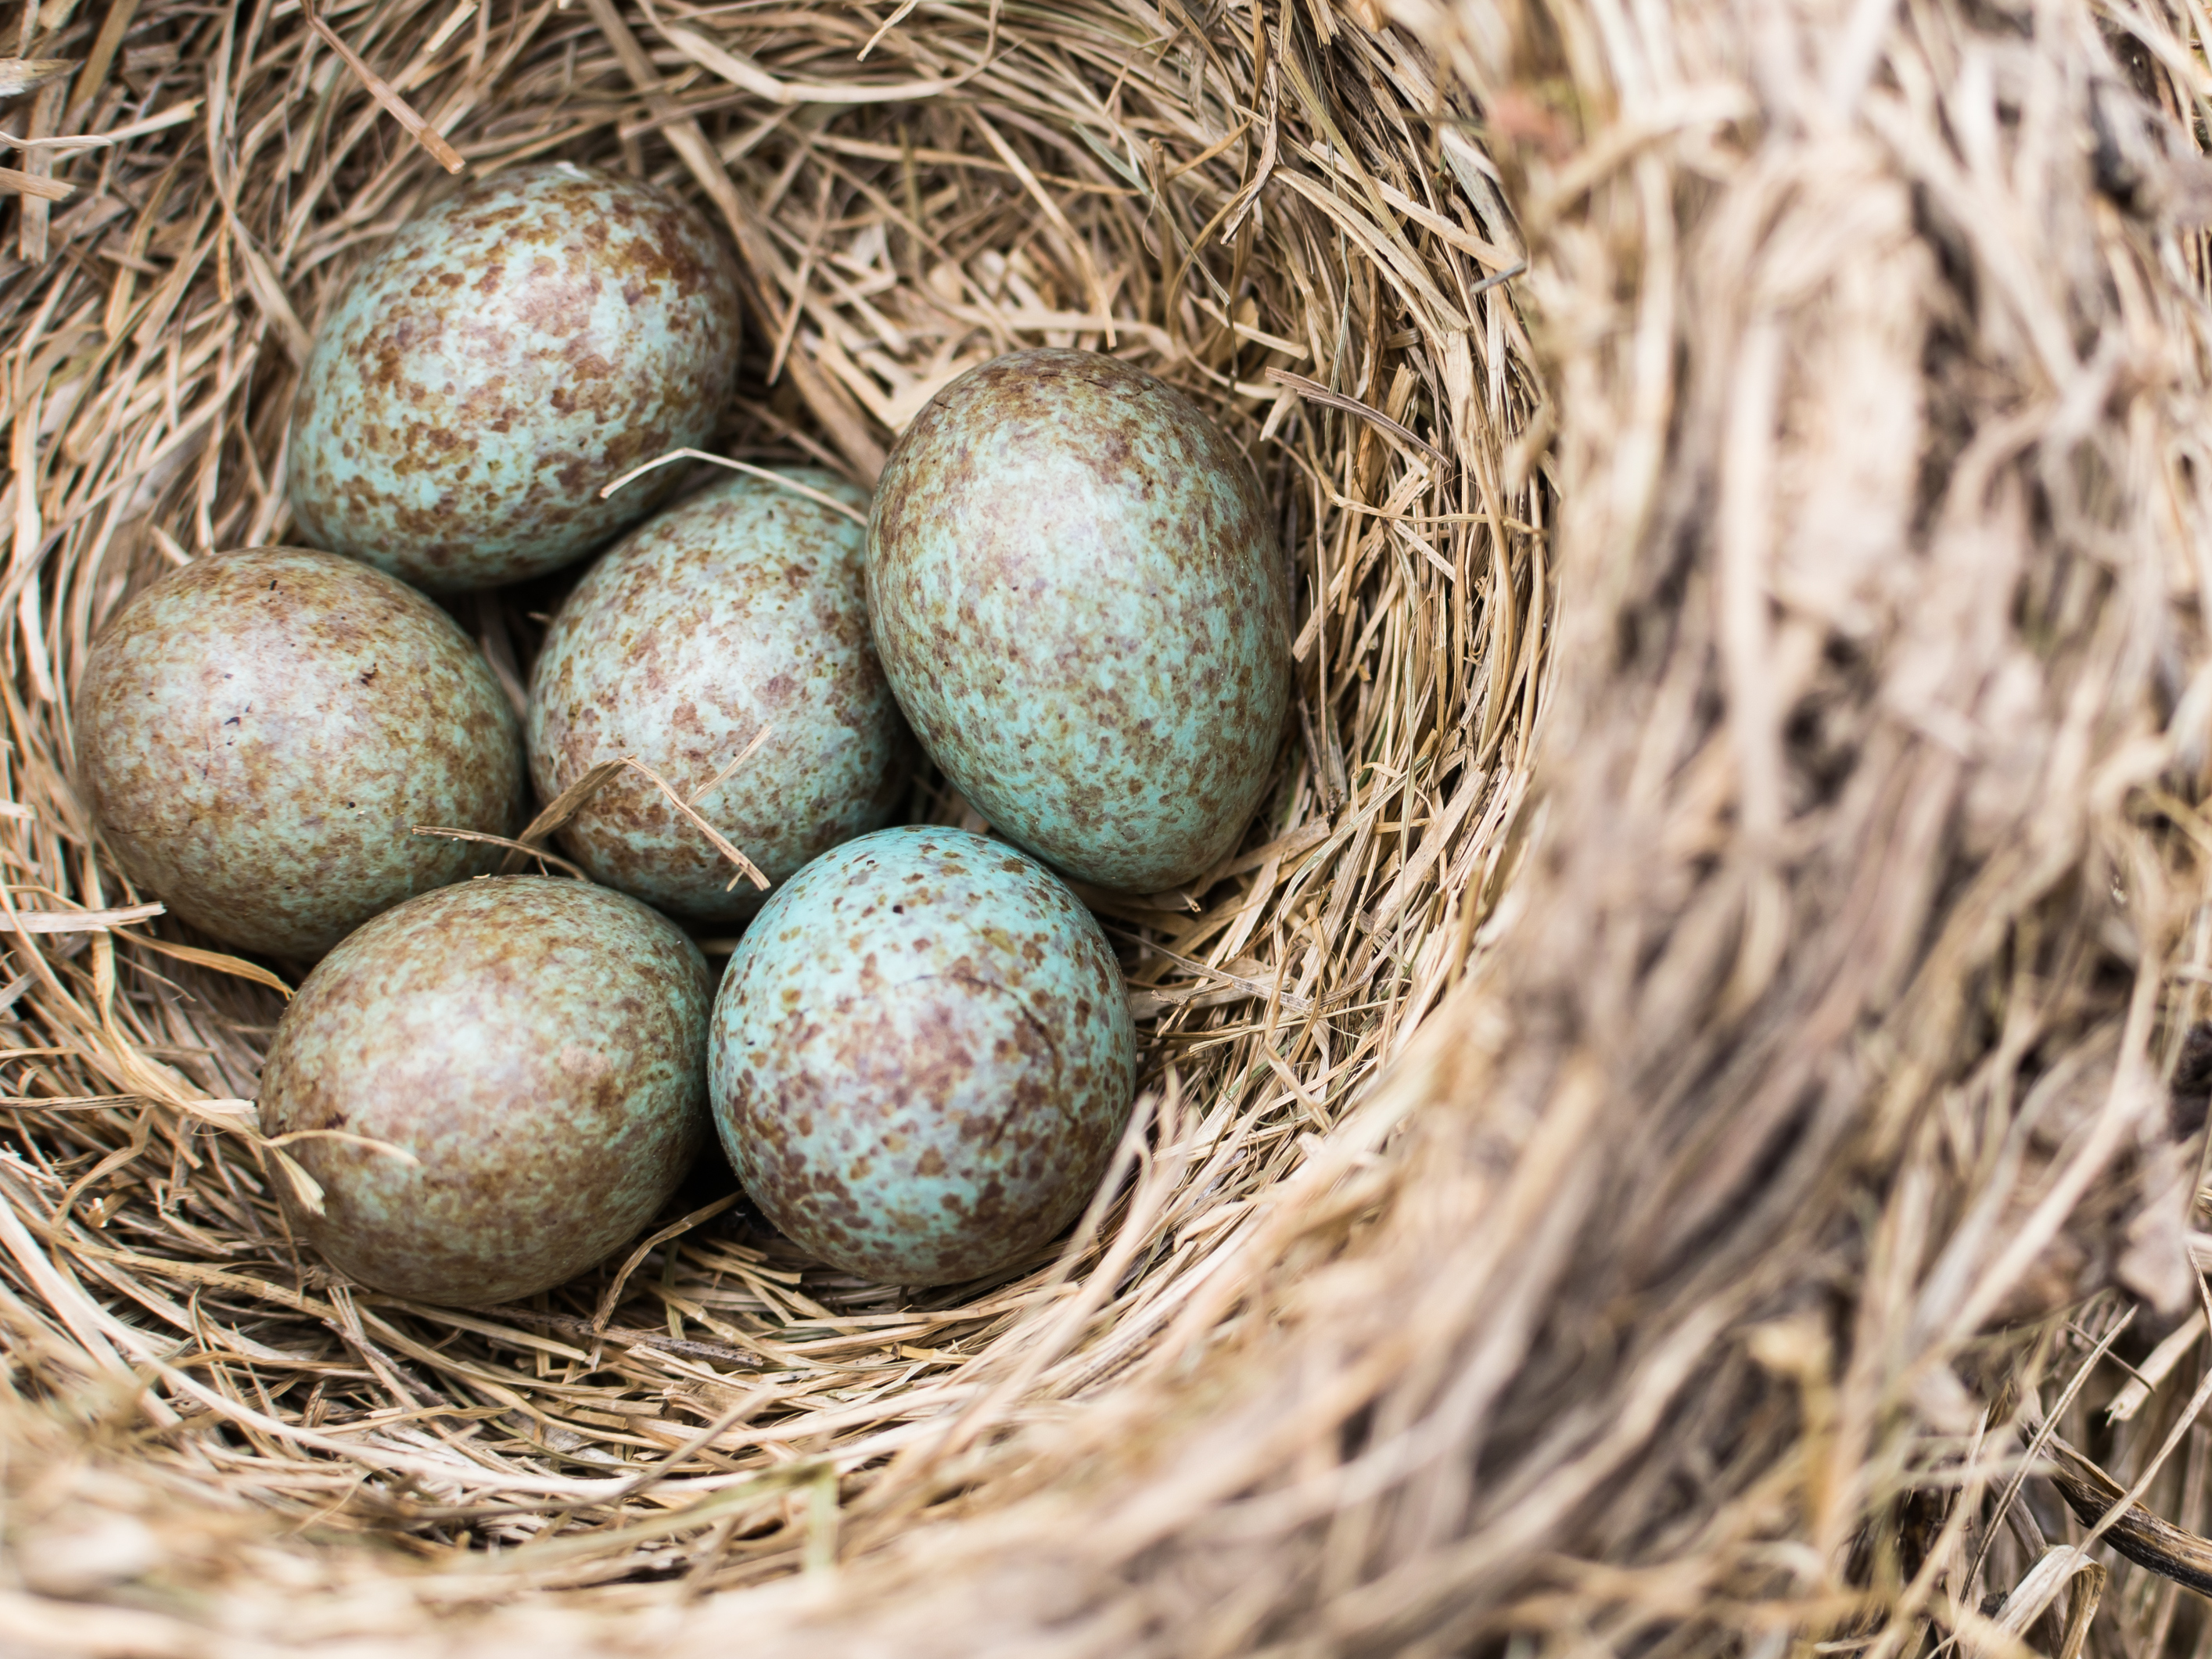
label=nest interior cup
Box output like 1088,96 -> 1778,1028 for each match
0,0 -> 1544,1628
23,0 -> 2196,1651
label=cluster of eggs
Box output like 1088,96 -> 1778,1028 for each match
76,162 -> 1291,1301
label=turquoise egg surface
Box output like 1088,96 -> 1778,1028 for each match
710,826 -> 1135,1285
285,162 -> 744,591
76,547 -> 524,960
257,877 -> 710,1306
867,349 -> 1291,893
527,469 -> 911,925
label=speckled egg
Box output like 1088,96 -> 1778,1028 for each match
710,826 -> 1135,1286
77,548 -> 524,960
258,877 -> 710,1306
867,349 -> 1291,894
528,469 -> 911,925
286,162 -> 744,591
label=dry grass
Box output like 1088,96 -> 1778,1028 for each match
6,0 -> 2212,1654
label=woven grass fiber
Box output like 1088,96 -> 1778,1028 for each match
2,0 -> 2210,1652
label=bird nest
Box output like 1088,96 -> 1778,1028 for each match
0,0 -> 1549,1633
6,0 -> 2212,1654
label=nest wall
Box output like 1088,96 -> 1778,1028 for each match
3,0 -> 2212,1655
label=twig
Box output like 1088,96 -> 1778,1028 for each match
0,165 -> 70,202
302,2 -> 466,174
1264,367 -> 1449,470
599,448 -> 867,526
411,825 -> 589,881
0,901 -> 162,932
487,1307 -> 769,1370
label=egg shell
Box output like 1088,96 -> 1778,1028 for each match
867,348 -> 1292,893
527,469 -> 912,925
257,877 -> 711,1306
710,826 -> 1135,1286
76,548 -> 524,960
285,162 -> 745,592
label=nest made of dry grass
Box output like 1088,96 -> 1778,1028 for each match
16,0 -> 2212,1654
0,0 -> 1553,1641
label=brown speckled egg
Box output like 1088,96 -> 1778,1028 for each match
527,469 -> 913,925
257,877 -> 710,1306
76,548 -> 523,960
285,162 -> 744,592
709,827 -> 1135,1286
867,349 -> 1291,894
